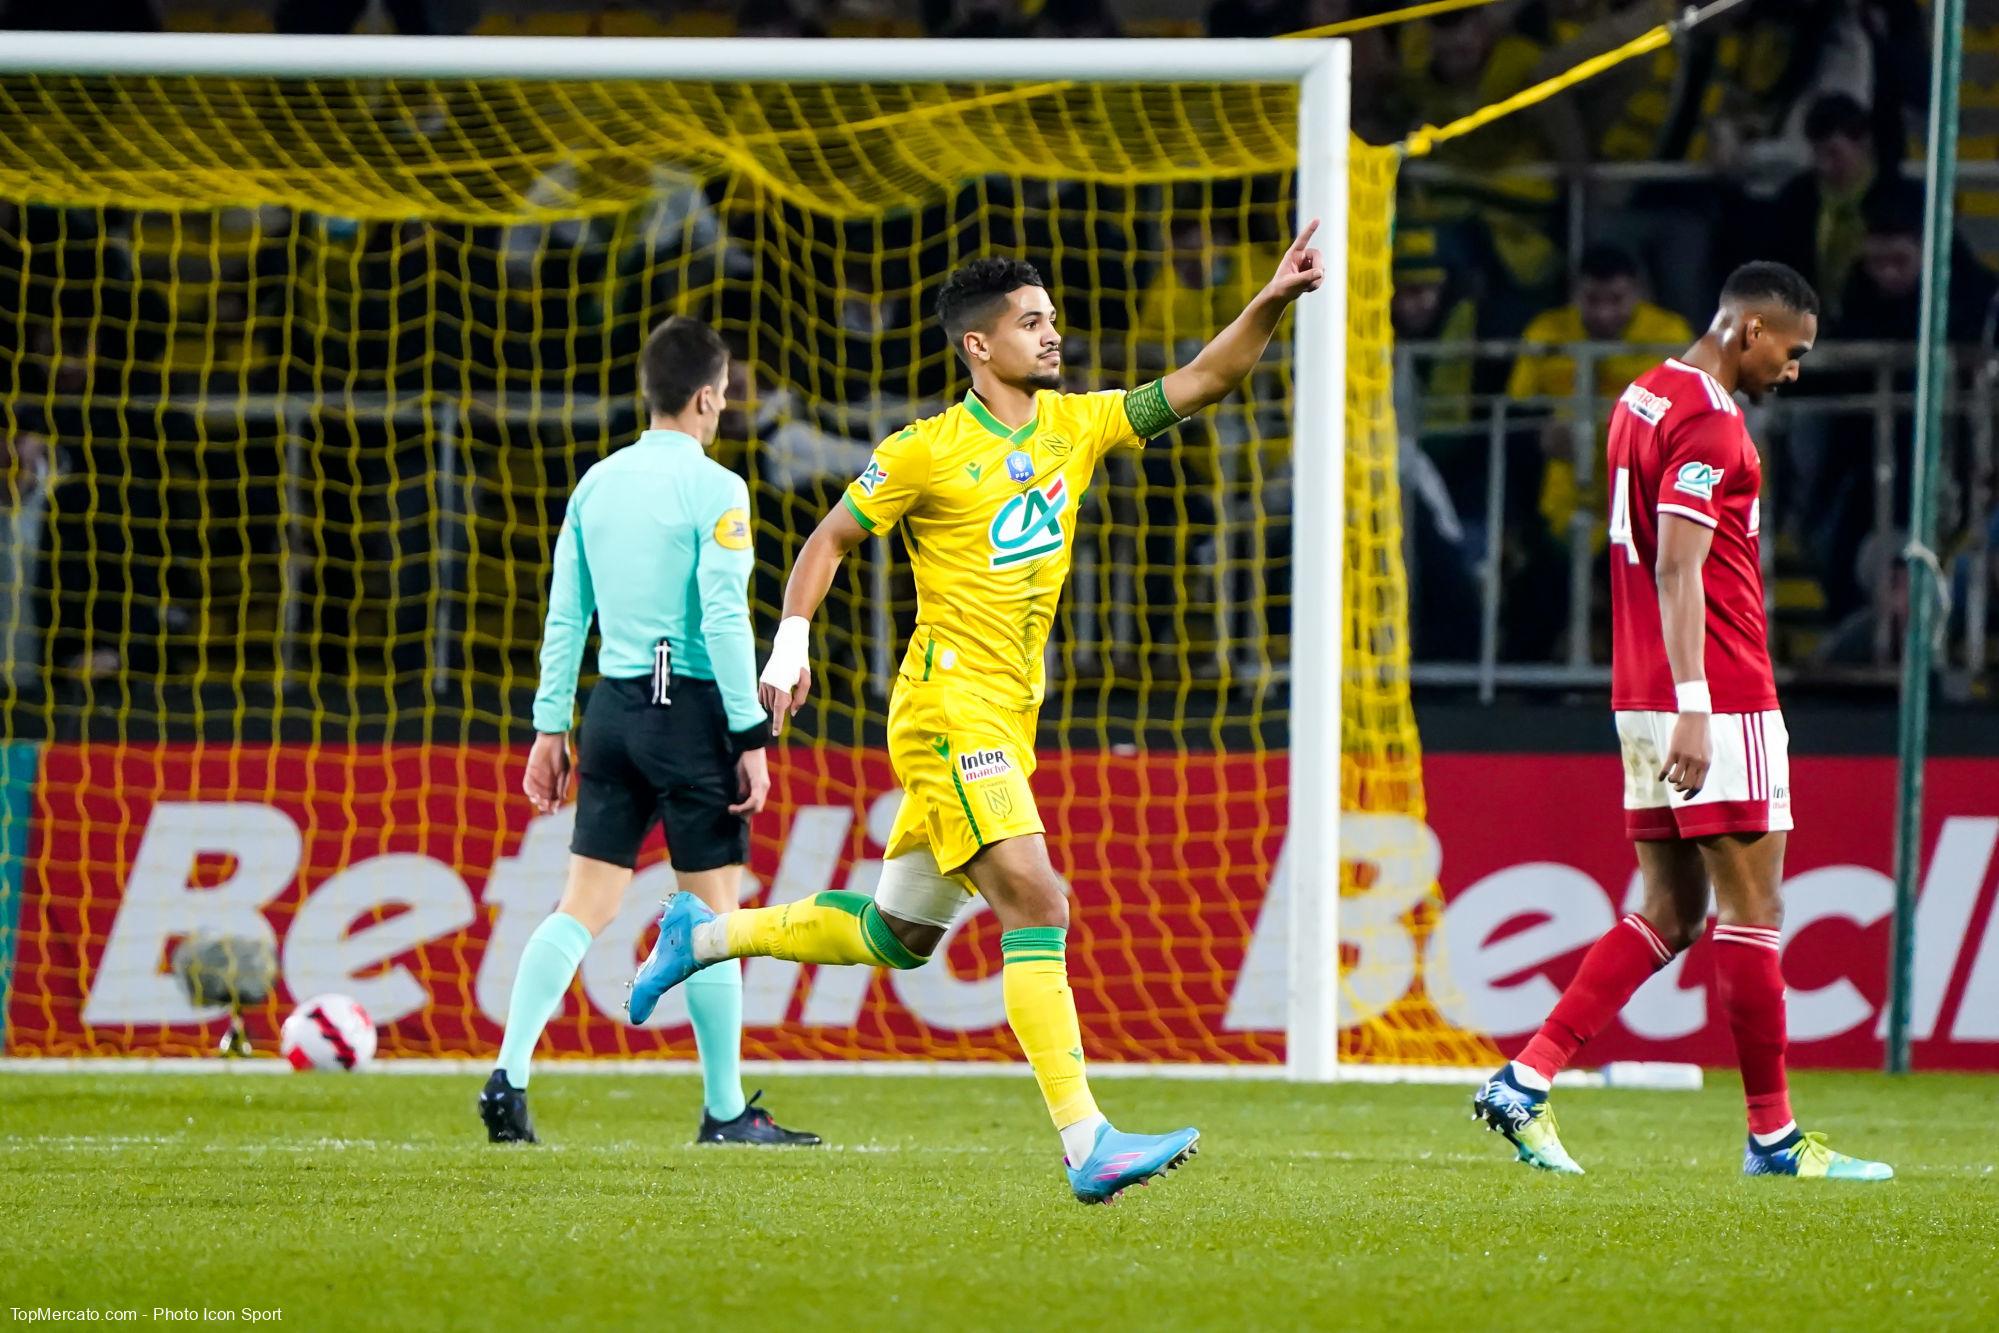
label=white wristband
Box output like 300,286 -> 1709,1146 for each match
759,616 -> 812,692
1675,680 -> 1712,715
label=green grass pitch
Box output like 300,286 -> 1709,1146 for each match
3,1070 -> 1995,1330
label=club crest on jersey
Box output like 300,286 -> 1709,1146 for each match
957,748 -> 1012,782
1620,384 -> 1672,425
1005,449 -> 1035,483
988,475 -> 1068,569
1674,461 -> 1724,501
857,459 -> 888,496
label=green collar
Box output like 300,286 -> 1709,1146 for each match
635,429 -> 702,452
963,390 -> 1037,445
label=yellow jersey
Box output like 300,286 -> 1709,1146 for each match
842,384 -> 1177,710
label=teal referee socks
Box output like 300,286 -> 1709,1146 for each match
497,911 -> 594,1089
496,909 -> 748,1120
686,961 -> 748,1121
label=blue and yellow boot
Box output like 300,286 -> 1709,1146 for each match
1472,1065 -> 1584,1175
1743,1129 -> 1894,1181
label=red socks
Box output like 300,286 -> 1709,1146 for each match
1515,914 -> 1675,1081
1515,913 -> 1794,1136
1714,923 -> 1793,1135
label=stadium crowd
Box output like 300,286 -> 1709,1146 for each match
2,0 -> 1997,702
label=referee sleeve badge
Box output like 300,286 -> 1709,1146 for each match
714,507 -> 752,550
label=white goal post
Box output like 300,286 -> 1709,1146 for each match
0,31 -> 1351,1082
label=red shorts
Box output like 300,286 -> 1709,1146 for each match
1615,709 -> 1793,841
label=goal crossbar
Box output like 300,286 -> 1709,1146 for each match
0,32 -> 1336,83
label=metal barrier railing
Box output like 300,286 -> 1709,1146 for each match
1402,159 -> 1999,293
1394,339 -> 1999,700
5,337 -> 1992,709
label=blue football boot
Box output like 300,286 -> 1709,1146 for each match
628,893 -> 716,1023
1064,1123 -> 1201,1205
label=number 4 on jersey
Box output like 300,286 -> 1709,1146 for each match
1608,466 -> 1639,566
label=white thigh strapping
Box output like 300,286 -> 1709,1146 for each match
873,847 -> 974,930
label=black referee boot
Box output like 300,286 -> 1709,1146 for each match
479,1068 -> 539,1144
696,1090 -> 821,1147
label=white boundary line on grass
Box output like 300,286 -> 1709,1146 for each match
0,1057 -> 1701,1090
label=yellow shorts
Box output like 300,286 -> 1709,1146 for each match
883,678 -> 1043,874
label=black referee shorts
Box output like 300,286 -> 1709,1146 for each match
570,675 -> 750,873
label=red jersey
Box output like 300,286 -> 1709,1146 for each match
1607,358 -> 1778,713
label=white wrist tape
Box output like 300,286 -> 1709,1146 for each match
759,616 -> 812,692
1675,680 -> 1713,715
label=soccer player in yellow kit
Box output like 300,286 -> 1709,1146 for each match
629,231 -> 1323,1203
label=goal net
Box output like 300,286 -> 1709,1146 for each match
0,37 -> 1497,1074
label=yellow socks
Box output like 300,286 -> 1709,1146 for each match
1001,927 -> 1102,1139
703,891 -> 926,970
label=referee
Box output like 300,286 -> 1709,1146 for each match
479,316 -> 817,1148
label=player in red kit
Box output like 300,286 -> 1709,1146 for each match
1472,263 -> 1893,1181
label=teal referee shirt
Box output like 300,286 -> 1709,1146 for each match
531,429 -> 766,745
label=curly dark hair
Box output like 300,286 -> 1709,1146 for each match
935,257 -> 1046,359
1721,262 -> 1821,319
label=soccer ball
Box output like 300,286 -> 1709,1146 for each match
280,993 -> 378,1071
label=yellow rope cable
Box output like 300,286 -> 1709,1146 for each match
685,0 -> 1512,154
1401,20 -> 1673,157
1284,0 -> 1504,42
